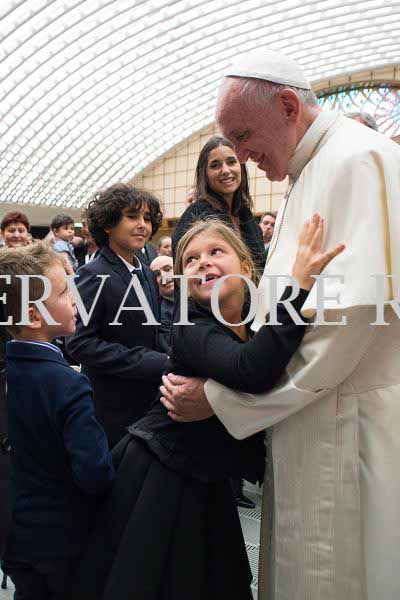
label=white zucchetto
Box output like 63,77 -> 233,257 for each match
224,49 -> 312,90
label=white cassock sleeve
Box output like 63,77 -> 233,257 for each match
205,305 -> 378,439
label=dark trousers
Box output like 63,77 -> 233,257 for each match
2,558 -> 77,600
231,477 -> 243,497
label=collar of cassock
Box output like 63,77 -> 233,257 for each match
287,110 -> 341,182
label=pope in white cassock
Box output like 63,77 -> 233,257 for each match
160,50 -> 400,600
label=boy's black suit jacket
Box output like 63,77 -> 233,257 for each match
5,342 -> 114,561
66,246 -> 167,448
134,242 -> 158,267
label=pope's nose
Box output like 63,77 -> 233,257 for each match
235,149 -> 249,163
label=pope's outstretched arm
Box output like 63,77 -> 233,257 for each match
205,305 -> 378,439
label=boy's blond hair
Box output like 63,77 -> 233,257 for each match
0,242 -> 63,336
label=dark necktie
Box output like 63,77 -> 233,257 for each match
133,268 -> 153,310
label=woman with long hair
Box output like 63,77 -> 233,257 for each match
174,135 -> 266,507
173,135 -> 265,273
73,215 -> 344,600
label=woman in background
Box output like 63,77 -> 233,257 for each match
173,135 -> 265,507
173,135 -> 265,272
0,212 -> 30,249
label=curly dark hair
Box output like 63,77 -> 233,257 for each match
194,136 -> 253,215
86,184 -> 163,248
50,213 -> 74,231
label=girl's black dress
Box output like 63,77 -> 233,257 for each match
72,289 -> 309,600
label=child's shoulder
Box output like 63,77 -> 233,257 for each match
76,252 -> 107,276
8,357 -> 92,410
47,360 -> 89,382
39,361 -> 92,403
21,353 -> 88,382
53,239 -> 70,253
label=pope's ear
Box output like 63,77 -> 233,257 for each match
279,89 -> 301,123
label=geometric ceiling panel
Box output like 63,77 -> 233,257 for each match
0,0 -> 399,208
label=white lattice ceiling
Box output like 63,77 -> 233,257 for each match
0,0 -> 399,208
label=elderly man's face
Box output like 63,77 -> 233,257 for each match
150,256 -> 174,300
216,80 -> 297,181
260,214 -> 276,243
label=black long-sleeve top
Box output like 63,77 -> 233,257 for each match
129,287 -> 309,483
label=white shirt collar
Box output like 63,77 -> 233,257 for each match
11,340 -> 63,357
116,253 -> 142,273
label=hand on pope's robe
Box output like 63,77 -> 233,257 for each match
205,305 -> 378,439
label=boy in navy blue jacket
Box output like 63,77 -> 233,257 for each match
0,243 -> 115,600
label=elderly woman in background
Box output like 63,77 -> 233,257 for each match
0,212 -> 30,249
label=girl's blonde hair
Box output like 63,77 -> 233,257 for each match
175,217 -> 258,284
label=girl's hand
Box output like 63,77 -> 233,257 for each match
292,214 -> 345,290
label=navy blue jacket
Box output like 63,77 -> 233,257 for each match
4,341 -> 115,561
66,246 -> 168,448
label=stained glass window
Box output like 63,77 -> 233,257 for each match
318,85 -> 400,137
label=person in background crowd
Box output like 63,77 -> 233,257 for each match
0,243 -> 114,600
186,186 -> 196,205
259,211 -> 277,256
0,212 -> 30,249
347,111 -> 379,131
75,210 -> 99,268
156,236 -> 172,257
150,255 -> 174,352
173,136 -> 265,274
71,216 -> 342,600
51,213 -> 79,274
66,184 -> 168,448
173,135 -> 265,509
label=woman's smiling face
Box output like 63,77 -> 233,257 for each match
205,144 -> 241,200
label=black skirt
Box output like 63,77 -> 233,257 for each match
72,436 -> 253,600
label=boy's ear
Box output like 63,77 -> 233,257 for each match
26,305 -> 44,330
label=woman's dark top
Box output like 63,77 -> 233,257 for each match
172,201 -> 265,272
130,287 -> 309,484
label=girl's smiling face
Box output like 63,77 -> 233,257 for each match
182,232 -> 250,310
